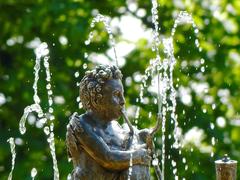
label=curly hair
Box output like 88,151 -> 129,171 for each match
79,65 -> 123,111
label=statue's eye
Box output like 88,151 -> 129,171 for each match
113,91 -> 120,97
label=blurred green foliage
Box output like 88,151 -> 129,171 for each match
0,0 -> 240,179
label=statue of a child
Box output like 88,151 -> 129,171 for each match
66,65 -> 153,180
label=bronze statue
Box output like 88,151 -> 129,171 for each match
66,65 -> 158,179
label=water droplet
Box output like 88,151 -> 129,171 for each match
173,168 -> 177,174
84,52 -> 88,58
152,158 -> 159,166
211,152 -> 214,157
133,119 -> 137,124
210,123 -> 215,129
49,107 -> 53,113
49,115 -> 55,121
171,160 -> 176,167
135,107 -> 140,119
74,71 -> 79,78
78,102 -> 83,109
48,90 -> 53,95
15,138 -> 23,145
195,39 -> 199,47
44,126 -> 50,135
211,137 -> 216,145
38,118 -> 47,126
212,104 -> 216,110
83,63 -> 88,69
148,112 -> 152,118
46,84 -> 51,90
31,168 -> 38,178
67,174 -> 72,180
85,40 -> 90,45
154,98 -> 157,104
49,99 -> 53,106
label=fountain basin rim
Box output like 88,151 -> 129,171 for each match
215,160 -> 237,164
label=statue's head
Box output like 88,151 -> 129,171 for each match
80,65 -> 125,120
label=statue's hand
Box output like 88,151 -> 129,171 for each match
138,128 -> 154,150
138,129 -> 152,142
137,148 -> 152,166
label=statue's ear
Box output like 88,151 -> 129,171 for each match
91,96 -> 98,111
91,93 -> 102,110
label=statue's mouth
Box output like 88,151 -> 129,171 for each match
120,106 -> 125,112
120,108 -> 134,135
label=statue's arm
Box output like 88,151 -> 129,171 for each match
66,121 -> 81,166
68,117 -> 150,171
138,128 -> 154,151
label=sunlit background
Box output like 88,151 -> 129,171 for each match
1,0 -> 240,179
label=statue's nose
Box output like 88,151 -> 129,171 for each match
119,96 -> 125,106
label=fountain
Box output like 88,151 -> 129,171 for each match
4,1 -> 238,179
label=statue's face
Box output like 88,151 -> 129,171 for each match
100,79 -> 125,120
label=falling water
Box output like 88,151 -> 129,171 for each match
31,168 -> 37,180
171,11 -> 203,53
150,0 -> 168,179
140,2 -> 207,179
85,13 -> 118,67
19,42 -> 59,179
151,0 -> 161,54
7,138 -> 16,180
43,53 -> 59,179
19,104 -> 43,135
47,129 -> 59,179
169,11 -> 208,178
172,12 -> 215,158
127,153 -> 133,180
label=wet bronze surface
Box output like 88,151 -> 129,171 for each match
66,65 -> 153,180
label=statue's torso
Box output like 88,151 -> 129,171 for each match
66,113 -> 150,180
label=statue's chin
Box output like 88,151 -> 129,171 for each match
107,112 -> 121,121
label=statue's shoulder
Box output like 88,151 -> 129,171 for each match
66,113 -> 87,159
68,112 -> 86,133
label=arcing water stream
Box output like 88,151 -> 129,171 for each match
138,1 -> 208,179
85,13 -> 119,67
7,138 -> 16,180
17,43 -> 59,179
